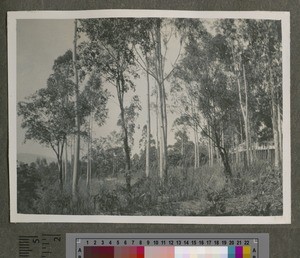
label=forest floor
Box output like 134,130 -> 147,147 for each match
172,195 -> 252,216
86,161 -> 283,216
17,160 -> 283,216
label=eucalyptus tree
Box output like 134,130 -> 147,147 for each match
78,18 -> 140,190
72,19 -> 80,198
218,19 -> 283,167
265,20 -> 282,167
130,19 -> 155,178
171,67 -> 203,169
175,21 -> 241,178
52,50 -> 74,185
18,45 -> 109,195
79,72 -> 109,191
172,19 -> 215,168
243,19 -> 283,167
215,19 -> 254,167
18,62 -> 75,189
133,18 -> 182,181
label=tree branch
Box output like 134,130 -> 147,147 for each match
132,46 -> 158,81
163,40 -> 182,82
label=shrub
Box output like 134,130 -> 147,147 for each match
224,160 -> 283,216
17,163 -> 41,213
18,158 -> 282,216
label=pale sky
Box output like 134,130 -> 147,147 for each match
17,19 -> 75,158
16,18 -> 186,159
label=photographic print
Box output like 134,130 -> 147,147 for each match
8,10 -> 290,223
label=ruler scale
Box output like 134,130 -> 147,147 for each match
66,234 -> 268,258
18,234 -> 63,258
17,233 -> 268,257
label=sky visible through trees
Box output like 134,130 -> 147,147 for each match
17,19 -> 181,158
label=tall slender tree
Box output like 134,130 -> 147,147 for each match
79,18 -> 140,190
133,18 -> 182,181
174,24 -> 241,178
80,72 -> 109,192
18,66 -> 75,189
72,19 -> 81,199
145,55 -> 151,178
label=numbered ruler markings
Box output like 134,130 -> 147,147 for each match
18,234 -> 62,258
75,238 -> 259,258
76,238 -> 258,247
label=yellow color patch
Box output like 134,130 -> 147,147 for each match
243,246 -> 251,258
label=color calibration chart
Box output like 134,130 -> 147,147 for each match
66,233 -> 269,258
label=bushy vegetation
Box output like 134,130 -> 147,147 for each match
17,159 -> 282,216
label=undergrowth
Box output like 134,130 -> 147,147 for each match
17,160 -> 283,216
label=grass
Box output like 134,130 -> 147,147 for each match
18,160 -> 283,216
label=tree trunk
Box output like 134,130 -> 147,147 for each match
215,145 -> 220,164
63,91 -> 69,188
162,84 -> 168,180
58,156 -> 63,189
86,141 -> 90,190
145,55 -> 151,178
56,142 -> 65,191
64,138 -> 68,186
208,139 -> 211,167
158,82 -> 165,180
242,65 -> 252,164
214,131 -> 232,178
86,115 -> 91,192
155,19 -> 168,181
235,133 -> 240,165
194,127 -> 199,169
72,19 -> 80,200
70,135 -> 74,179
208,125 -> 211,166
208,125 -> 214,166
270,72 -> 280,168
239,117 -> 244,165
237,65 -> 250,167
89,115 -> 93,189
181,135 -> 184,169
117,75 -> 131,191
219,148 -> 232,178
155,84 -> 160,176
62,147 -> 65,184
277,102 -> 282,165
122,115 -> 131,191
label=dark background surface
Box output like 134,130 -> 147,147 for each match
0,0 -> 299,257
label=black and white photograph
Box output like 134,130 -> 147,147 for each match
8,10 -> 290,223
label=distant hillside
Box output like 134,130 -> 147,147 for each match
17,153 -> 56,164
